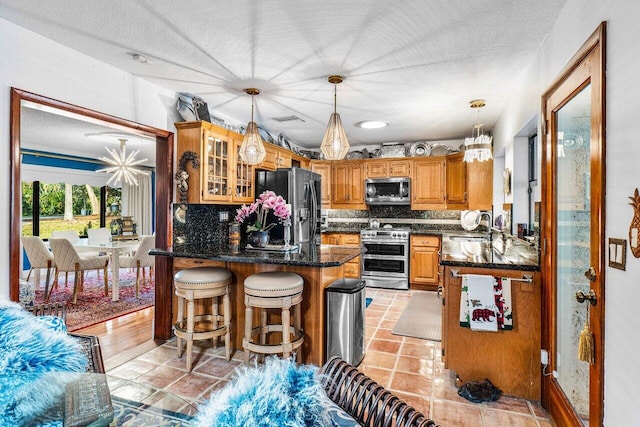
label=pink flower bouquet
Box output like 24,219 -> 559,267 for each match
235,190 -> 291,232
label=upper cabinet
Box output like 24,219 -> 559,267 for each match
365,159 -> 412,178
176,121 -> 234,203
176,121 -> 308,205
466,158 -> 493,210
261,143 -> 293,170
310,161 -> 332,207
445,152 -> 467,209
411,152 -> 492,211
411,157 -> 446,210
331,161 -> 366,209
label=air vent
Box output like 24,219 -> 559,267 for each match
271,115 -> 306,123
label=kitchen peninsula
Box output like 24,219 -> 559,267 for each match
438,233 -> 542,400
151,242 -> 361,366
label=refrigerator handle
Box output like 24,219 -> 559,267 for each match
309,181 -> 318,240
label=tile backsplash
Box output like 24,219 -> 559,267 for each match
173,204 -> 240,245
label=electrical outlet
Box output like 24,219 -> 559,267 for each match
219,211 -> 229,222
541,349 -> 549,365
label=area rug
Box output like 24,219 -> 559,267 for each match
392,292 -> 442,341
34,271 -> 154,332
366,297 -> 373,308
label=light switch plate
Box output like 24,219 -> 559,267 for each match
608,238 -> 626,270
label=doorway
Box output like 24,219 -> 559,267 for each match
9,88 -> 175,340
541,23 -> 606,426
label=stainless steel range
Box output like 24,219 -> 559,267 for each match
360,226 -> 410,290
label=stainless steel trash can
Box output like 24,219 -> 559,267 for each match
325,278 -> 366,366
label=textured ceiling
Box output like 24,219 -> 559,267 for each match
2,0 -> 567,156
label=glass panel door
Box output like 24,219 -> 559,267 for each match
203,133 -> 230,201
555,84 -> 592,423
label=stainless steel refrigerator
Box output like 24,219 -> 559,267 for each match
255,167 -> 321,245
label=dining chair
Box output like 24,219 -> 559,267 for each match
49,238 -> 110,304
21,235 -> 56,299
119,235 -> 155,297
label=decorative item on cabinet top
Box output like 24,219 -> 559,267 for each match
408,141 -> 431,157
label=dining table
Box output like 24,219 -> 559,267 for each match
72,239 -> 140,301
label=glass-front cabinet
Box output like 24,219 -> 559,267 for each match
202,129 -> 231,202
233,139 -> 255,203
176,121 -> 256,204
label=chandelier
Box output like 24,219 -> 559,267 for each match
463,99 -> 493,163
238,88 -> 266,164
97,138 -> 149,186
320,75 -> 350,160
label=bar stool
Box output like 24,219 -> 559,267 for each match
174,267 -> 232,371
243,271 -> 304,363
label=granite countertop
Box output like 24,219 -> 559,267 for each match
439,233 -> 540,271
151,242 -> 362,268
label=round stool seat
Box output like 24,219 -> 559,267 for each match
244,271 -> 304,297
175,267 -> 232,288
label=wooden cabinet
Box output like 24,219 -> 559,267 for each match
331,161 -> 365,209
442,265 -> 541,400
322,232 -> 361,278
467,158 -> 493,210
261,143 -> 292,170
176,121 -> 310,204
176,121 -> 255,204
365,159 -> 411,178
310,161 -> 332,207
411,157 -> 446,210
409,235 -> 441,290
446,152 -> 467,209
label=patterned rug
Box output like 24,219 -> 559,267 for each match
34,270 -> 155,332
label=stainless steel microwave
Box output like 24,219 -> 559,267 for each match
365,177 -> 411,205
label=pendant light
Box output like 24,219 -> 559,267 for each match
239,88 -> 266,164
463,99 -> 493,163
320,75 -> 350,160
97,138 -> 149,186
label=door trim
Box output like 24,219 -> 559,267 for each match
541,22 -> 606,426
10,88 -> 176,340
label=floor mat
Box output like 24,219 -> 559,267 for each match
392,292 -> 442,341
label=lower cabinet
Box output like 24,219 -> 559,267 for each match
442,265 -> 541,400
322,232 -> 361,278
409,235 -> 441,291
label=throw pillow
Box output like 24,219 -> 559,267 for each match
0,301 -> 87,426
193,357 -> 330,427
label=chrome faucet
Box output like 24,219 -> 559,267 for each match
477,211 -> 493,232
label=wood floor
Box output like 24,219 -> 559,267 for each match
76,306 -> 159,371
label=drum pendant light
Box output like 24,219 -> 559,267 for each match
239,88 -> 266,164
320,75 -> 350,160
463,99 -> 493,162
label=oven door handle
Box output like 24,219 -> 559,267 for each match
361,239 -> 409,245
362,254 -> 408,260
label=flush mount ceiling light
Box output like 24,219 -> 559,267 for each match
463,99 -> 493,163
97,138 -> 149,186
320,75 -> 350,160
356,120 -> 389,129
238,88 -> 266,165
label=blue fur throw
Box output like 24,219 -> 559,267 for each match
0,299 -> 88,426
193,357 -> 330,427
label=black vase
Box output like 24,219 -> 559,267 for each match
248,231 -> 270,248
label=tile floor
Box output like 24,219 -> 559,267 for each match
105,288 -> 553,426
